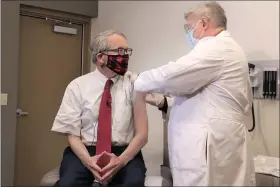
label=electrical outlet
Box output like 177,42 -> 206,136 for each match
1,93 -> 8,106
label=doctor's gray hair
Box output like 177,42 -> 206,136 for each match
89,29 -> 127,64
185,1 -> 227,29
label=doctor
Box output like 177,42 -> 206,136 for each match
135,2 -> 256,186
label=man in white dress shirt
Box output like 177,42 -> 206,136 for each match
51,30 -> 148,187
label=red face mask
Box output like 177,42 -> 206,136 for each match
106,54 -> 129,76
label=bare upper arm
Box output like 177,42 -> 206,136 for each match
51,81 -> 82,136
133,91 -> 148,135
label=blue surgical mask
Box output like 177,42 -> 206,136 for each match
186,29 -> 199,49
185,20 -> 204,49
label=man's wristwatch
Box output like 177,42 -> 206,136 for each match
92,180 -> 102,187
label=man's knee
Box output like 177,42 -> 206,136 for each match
126,177 -> 145,185
56,146 -> 93,187
122,167 -> 146,187
54,176 -> 77,187
123,178 -> 145,187
54,173 -> 92,187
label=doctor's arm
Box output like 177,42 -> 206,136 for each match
134,47 -> 224,95
119,92 -> 148,165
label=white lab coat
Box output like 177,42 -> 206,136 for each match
134,31 -> 256,186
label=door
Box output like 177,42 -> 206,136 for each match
15,15 -> 83,186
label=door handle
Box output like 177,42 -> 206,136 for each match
16,109 -> 29,117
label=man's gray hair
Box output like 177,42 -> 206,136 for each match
185,1 -> 227,29
89,29 -> 126,64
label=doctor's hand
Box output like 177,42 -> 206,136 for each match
145,93 -> 165,108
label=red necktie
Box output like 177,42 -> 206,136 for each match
96,79 -> 113,169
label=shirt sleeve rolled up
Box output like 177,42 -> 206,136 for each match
51,81 -> 82,137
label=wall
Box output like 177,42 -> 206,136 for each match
91,1 -> 279,176
1,1 -> 98,185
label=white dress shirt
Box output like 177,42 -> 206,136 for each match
51,69 -> 138,146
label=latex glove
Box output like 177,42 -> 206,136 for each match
145,93 -> 165,108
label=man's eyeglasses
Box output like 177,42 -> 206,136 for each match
184,19 -> 204,33
102,48 -> 133,56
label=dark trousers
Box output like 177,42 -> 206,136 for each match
54,146 -> 147,187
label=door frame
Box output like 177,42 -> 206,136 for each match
19,4 -> 92,75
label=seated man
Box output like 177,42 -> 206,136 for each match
51,30 -> 148,187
